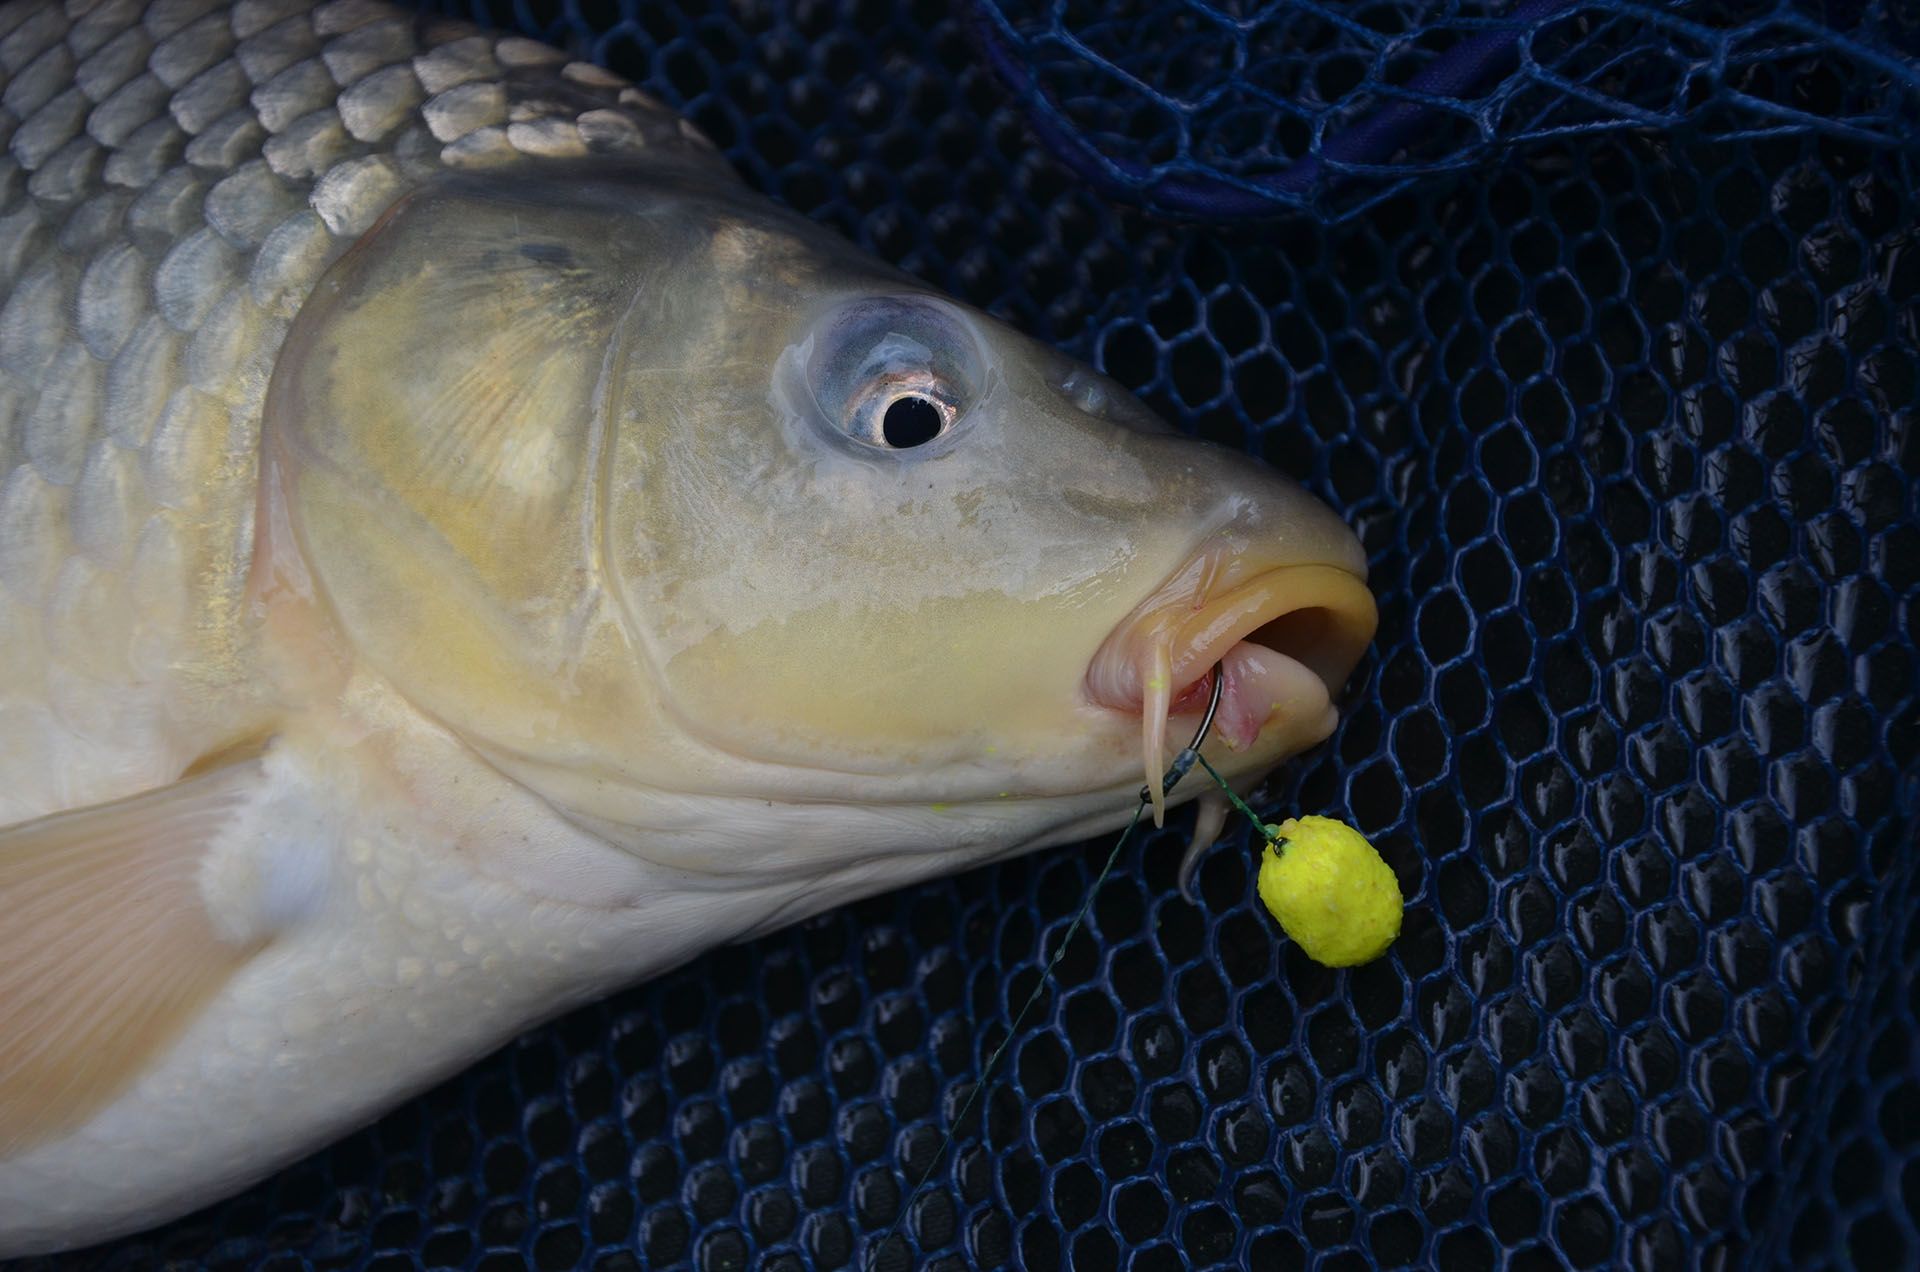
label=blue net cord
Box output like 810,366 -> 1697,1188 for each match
970,0 -> 1583,217
966,0 -> 1920,220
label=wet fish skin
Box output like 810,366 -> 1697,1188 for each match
0,0 -> 1375,1255
0,0 -> 724,830
0,2 -> 751,1251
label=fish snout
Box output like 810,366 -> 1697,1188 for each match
1085,509 -> 1378,821
1086,550 -> 1378,719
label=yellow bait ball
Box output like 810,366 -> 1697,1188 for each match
1257,816 -> 1402,968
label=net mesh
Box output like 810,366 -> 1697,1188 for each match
967,0 -> 1920,220
15,1 -> 1919,1269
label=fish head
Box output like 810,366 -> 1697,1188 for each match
260,168 -> 1376,886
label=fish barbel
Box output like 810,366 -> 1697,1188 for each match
0,0 -> 1377,1253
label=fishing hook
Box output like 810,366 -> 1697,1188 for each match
1138,660 -> 1226,805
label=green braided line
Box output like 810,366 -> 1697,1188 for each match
1192,751 -> 1287,853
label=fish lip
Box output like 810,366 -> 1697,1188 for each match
1083,558 -> 1379,716
1085,555 -> 1375,824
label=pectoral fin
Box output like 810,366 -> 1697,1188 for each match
0,761 -> 267,1157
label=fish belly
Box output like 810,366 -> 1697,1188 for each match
0,0 -> 722,823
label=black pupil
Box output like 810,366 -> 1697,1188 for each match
881,395 -> 943,448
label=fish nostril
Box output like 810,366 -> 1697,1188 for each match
1050,362 -> 1176,436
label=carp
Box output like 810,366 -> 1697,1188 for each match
0,0 -> 1374,1251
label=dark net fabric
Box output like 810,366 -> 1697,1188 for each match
20,2 -> 1920,1270
969,0 -> 1920,220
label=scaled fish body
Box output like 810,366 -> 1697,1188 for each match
0,0 -> 1376,1253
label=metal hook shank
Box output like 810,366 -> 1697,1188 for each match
1138,662 -> 1227,805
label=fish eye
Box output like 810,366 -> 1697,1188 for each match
804,297 -> 984,453
844,373 -> 960,450
882,395 -> 944,447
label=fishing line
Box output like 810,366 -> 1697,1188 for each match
1192,751 -> 1277,835
879,665 -> 1227,1262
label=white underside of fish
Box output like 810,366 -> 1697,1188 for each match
0,666 -> 1121,1254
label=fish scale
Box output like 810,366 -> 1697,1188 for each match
0,0 -> 725,826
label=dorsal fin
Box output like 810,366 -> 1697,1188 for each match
0,760 -> 267,1157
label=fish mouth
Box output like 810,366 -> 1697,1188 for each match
1084,549 -> 1378,824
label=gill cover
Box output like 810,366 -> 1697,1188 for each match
261,170 -> 693,790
